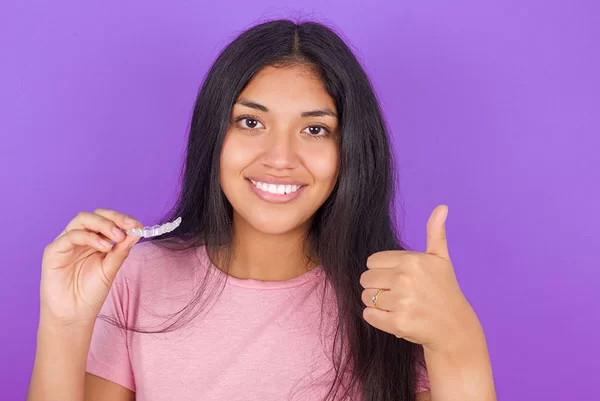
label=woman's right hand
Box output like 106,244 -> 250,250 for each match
39,208 -> 145,328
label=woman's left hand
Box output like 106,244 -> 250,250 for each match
360,205 -> 481,356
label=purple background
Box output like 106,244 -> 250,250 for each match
1,1 -> 598,400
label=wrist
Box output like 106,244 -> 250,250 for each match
38,316 -> 96,339
427,309 -> 486,362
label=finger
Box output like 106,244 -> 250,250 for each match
62,210 -> 142,245
102,232 -> 142,283
359,269 -> 398,289
92,208 -> 143,232
92,209 -> 144,246
47,229 -> 116,255
53,228 -> 70,242
367,250 -> 407,269
366,250 -> 416,271
425,205 -> 450,260
361,288 -> 394,312
90,210 -> 144,280
363,307 -> 400,337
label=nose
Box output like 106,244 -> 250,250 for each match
261,131 -> 299,170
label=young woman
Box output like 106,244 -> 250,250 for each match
28,19 -> 496,401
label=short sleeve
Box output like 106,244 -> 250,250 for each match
85,259 -> 136,392
415,360 -> 430,393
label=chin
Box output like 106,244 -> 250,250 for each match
236,209 -> 310,236
251,215 -> 307,236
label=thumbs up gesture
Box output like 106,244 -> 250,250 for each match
360,205 -> 480,356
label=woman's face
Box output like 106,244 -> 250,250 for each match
220,64 -> 340,236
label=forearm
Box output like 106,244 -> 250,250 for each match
27,321 -> 95,401
424,323 -> 497,401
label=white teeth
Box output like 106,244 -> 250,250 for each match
126,216 -> 182,238
250,179 -> 301,195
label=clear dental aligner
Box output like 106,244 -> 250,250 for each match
126,216 -> 182,238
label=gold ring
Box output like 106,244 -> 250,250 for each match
372,289 -> 385,308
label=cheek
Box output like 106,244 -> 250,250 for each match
220,135 -> 257,180
303,145 -> 339,183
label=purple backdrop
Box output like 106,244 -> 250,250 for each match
1,1 -> 598,400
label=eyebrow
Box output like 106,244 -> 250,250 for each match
233,98 -> 338,118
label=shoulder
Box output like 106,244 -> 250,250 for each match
116,240 -> 201,301
120,240 -> 199,280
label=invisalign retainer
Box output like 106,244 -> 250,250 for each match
126,216 -> 182,238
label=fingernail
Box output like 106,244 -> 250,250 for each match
112,227 -> 125,240
124,216 -> 139,226
98,239 -> 112,249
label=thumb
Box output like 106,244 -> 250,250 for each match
103,233 -> 141,283
425,205 -> 450,260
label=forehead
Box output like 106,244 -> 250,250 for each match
235,65 -> 336,113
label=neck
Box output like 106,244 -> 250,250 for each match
216,212 -> 319,281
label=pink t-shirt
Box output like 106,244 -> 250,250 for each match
86,242 -> 429,400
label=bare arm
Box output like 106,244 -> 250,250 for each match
425,323 -> 497,401
27,321 -> 133,401
84,373 -> 134,401
30,209 -> 142,401
27,322 -> 93,401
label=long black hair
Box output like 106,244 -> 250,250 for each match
100,18 -> 425,401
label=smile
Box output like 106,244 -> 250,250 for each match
247,179 -> 306,204
250,179 -> 302,194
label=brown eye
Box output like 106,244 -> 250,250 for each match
235,116 -> 264,130
302,125 -> 331,139
243,119 -> 259,128
308,126 -> 323,135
